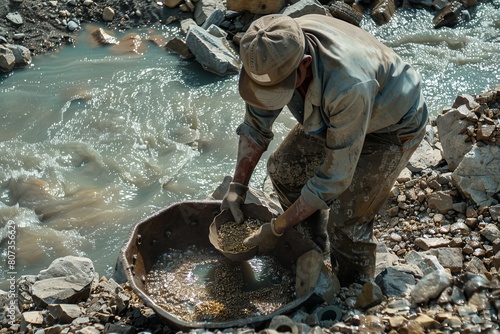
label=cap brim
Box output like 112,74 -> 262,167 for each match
239,67 -> 296,111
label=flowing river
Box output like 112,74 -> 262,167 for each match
1,4 -> 499,289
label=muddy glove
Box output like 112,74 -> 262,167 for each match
243,218 -> 284,254
221,182 -> 248,223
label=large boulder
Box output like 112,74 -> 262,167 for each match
0,43 -> 32,72
8,44 -> 31,67
436,88 -> 500,207
435,108 -> 473,171
452,145 -> 500,206
185,24 -> 239,76
31,256 -> 98,307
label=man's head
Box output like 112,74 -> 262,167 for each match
239,14 -> 305,110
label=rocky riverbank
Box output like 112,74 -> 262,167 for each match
1,87 -> 499,333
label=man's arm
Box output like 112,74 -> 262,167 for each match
221,134 -> 266,223
273,196 -> 316,233
232,134 -> 266,186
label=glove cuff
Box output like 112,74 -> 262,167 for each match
271,219 -> 284,237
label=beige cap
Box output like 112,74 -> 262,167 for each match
239,14 -> 305,110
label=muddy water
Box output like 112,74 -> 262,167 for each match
1,3 -> 499,289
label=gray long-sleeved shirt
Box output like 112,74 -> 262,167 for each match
237,14 -> 427,210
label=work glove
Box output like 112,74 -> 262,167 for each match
243,218 -> 284,254
221,182 -> 248,223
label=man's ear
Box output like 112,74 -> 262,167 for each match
303,55 -> 312,68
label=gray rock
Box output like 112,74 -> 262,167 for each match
490,204 -> 500,221
314,265 -> 340,304
414,237 -> 450,251
90,28 -> 118,45
411,269 -> 452,304
185,24 -> 239,76
96,277 -> 122,294
37,256 -> 96,282
32,256 -> 97,307
201,7 -> 225,29
180,18 -> 197,35
7,43 -> 31,67
6,12 -> 23,25
397,167 -> 412,183
452,144 -> 500,206
76,326 -> 100,334
20,311 -> 44,333
437,172 -> 453,184
479,223 -> 500,243
0,45 -> 15,72
375,243 -> 399,276
280,0 -> 328,17
436,108 -> 474,171
355,281 -> 384,309
450,220 -> 470,235
427,190 -> 455,214
112,292 -> 130,315
375,267 -> 415,297
193,0 -> 225,26
405,251 -> 445,276
492,251 -> 500,270
423,247 -> 463,273
165,38 -> 195,59
464,256 -> 489,275
452,201 -> 467,213
17,275 -> 37,311
453,94 -> 480,109
67,20 -> 80,31
102,7 -> 115,22
47,304 -> 82,324
407,138 -> 443,172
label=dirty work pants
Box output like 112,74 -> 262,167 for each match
267,123 -> 425,286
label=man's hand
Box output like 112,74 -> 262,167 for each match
221,182 -> 248,223
243,218 -> 284,254
243,196 -> 318,254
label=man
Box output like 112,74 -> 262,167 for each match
221,13 -> 428,286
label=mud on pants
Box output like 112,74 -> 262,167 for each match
267,123 -> 425,286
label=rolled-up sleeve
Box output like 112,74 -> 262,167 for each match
236,103 -> 282,150
301,81 -> 378,209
